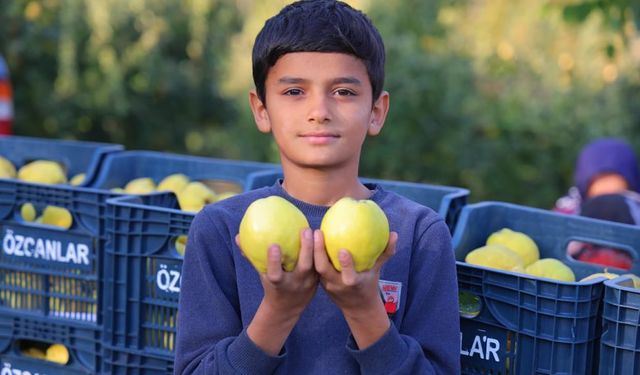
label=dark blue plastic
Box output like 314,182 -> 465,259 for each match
452,202 -> 640,375
102,345 -> 172,375
0,316 -> 101,374
361,177 -> 469,231
599,276 -> 640,375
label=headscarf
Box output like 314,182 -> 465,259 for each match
574,138 -> 640,197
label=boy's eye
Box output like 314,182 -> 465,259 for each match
284,88 -> 303,96
334,88 -> 356,96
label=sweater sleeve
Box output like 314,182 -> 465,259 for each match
174,208 -> 285,374
347,219 -> 461,374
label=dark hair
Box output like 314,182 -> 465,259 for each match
252,0 -> 385,105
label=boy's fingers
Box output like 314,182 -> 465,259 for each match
338,249 -> 358,286
313,229 -> 330,273
374,232 -> 398,270
265,245 -> 284,282
297,228 -> 314,271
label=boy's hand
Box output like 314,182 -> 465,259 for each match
313,229 -> 398,349
236,228 -> 318,318
237,228 -> 318,356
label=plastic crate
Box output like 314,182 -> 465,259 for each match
264,171 -> 469,231
0,136 -> 123,329
452,201 -> 640,375
599,276 -> 640,375
361,177 -> 469,231
0,315 -> 101,374
102,345 -> 173,375
102,161 -> 281,362
91,150 -> 281,193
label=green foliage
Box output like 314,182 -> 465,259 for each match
1,0 -> 243,157
360,0 -> 640,207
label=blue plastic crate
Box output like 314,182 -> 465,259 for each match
102,164 -> 281,362
102,345 -> 173,375
452,202 -> 640,374
0,315 -> 101,374
599,276 -> 640,375
0,137 -> 122,329
0,135 -> 123,187
361,177 -> 469,231
91,150 -> 281,193
264,171 -> 469,231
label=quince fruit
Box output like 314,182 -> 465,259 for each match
465,244 -> 524,272
321,197 -> 389,272
525,258 -> 575,282
239,196 -> 309,273
69,173 -> 86,186
124,177 -> 155,194
18,160 -> 67,184
22,346 -> 46,359
177,182 -> 217,212
41,206 -> 73,229
580,270 -> 619,282
45,343 -> 69,365
175,235 -> 188,257
621,274 -> 640,289
487,228 -> 539,266
158,173 -> 190,194
0,156 -> 16,178
21,203 -> 37,222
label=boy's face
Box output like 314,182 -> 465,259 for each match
250,52 -> 389,171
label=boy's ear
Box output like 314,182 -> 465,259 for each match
249,90 -> 272,134
367,90 -> 390,136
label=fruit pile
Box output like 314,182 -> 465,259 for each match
0,156 -> 85,185
464,228 -> 640,284
113,173 -> 238,212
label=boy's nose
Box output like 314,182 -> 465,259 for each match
307,94 -> 331,124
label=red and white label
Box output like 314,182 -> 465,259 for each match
379,279 -> 402,315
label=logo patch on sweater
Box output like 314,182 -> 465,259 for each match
378,279 -> 402,315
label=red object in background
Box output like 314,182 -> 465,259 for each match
0,56 -> 13,135
576,245 -> 633,270
0,120 -> 10,135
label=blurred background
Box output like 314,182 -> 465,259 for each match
0,0 -> 638,208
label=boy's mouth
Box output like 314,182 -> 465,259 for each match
299,132 -> 340,145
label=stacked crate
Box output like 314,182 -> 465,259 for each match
452,201 -> 640,374
0,136 -> 122,374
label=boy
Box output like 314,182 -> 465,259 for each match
175,1 -> 460,374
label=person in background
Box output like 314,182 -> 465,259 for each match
554,137 -> 640,214
0,55 -> 13,135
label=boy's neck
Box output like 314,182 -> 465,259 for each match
281,166 -> 372,206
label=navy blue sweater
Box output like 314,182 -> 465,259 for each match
174,182 -> 460,374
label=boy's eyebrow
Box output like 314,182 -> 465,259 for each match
277,76 -> 362,85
